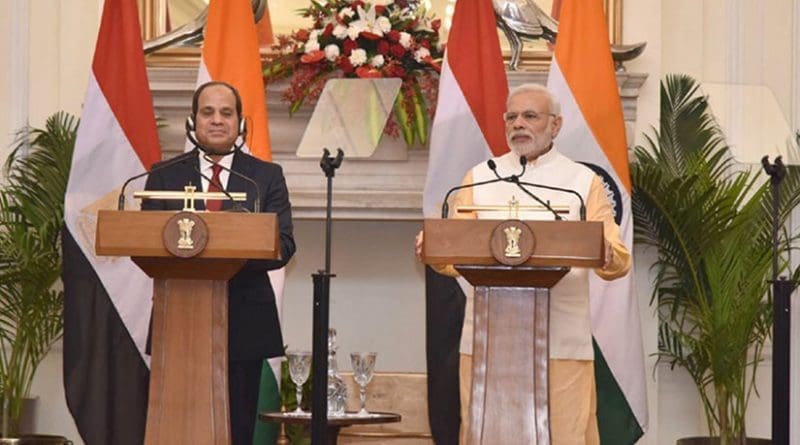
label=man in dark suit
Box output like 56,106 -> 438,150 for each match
141,81 -> 295,445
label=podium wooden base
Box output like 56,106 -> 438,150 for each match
144,278 -> 230,445
458,266 -> 568,445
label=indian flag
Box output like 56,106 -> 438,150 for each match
196,1 -> 283,443
547,0 -> 648,443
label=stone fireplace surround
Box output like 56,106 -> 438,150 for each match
148,68 -> 646,220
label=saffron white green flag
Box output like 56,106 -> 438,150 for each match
194,1 -> 282,443
547,0 -> 648,443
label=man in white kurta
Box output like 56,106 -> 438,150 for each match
417,83 -> 630,444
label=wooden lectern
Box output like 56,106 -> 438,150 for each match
95,210 -> 280,445
422,219 -> 603,445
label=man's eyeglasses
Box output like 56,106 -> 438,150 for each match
502,110 -> 556,124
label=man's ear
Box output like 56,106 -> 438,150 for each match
551,115 -> 563,138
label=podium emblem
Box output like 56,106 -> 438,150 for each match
162,212 -> 209,258
490,220 -> 535,266
503,226 -> 522,257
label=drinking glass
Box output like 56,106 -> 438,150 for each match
286,350 -> 312,415
350,352 -> 377,416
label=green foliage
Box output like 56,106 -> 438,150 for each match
0,112 -> 77,436
632,75 -> 800,444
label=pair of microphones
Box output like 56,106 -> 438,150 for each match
440,155 -> 586,221
117,126 -> 261,213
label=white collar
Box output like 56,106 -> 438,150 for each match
198,150 -> 235,172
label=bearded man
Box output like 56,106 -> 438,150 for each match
416,83 -> 630,444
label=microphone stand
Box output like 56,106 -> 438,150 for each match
762,155 -> 793,445
311,148 -> 344,445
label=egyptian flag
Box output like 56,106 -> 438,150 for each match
421,0 -> 507,442
547,0 -> 648,442
62,0 -> 161,443
194,1 -> 283,443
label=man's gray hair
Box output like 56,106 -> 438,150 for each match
506,83 -> 562,116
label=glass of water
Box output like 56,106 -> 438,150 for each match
286,350 -> 312,415
350,352 -> 377,416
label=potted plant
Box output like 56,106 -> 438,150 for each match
632,75 -> 800,445
0,112 -> 76,441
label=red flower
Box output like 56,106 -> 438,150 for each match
377,40 -> 390,55
419,39 -> 431,50
386,30 -> 401,42
322,23 -> 334,38
295,29 -> 310,42
384,64 -> 406,78
432,19 -> 441,32
343,38 -> 358,55
374,5 -> 386,15
395,0 -> 409,7
300,50 -> 326,64
359,31 -> 382,41
422,55 -> 441,73
356,66 -> 383,78
390,44 -> 406,58
351,0 -> 365,9
339,57 -> 354,74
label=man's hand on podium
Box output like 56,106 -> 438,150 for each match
414,230 -> 424,262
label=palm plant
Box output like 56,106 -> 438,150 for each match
0,112 -> 77,437
632,75 -> 800,445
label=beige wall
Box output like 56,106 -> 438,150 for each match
0,0 -> 12,175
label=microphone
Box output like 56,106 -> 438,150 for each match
440,157 -> 527,219
201,154 -> 262,213
117,149 -> 198,210
488,157 -> 563,221
189,163 -> 248,212
492,155 -> 587,221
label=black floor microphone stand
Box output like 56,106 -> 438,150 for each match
762,155 -> 793,445
311,148 -> 344,445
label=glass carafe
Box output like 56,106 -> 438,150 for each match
326,328 -> 348,416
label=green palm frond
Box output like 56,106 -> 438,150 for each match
0,111 -> 76,437
633,75 -> 800,443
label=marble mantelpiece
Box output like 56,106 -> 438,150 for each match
148,67 -> 647,220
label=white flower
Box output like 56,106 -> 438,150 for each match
370,55 -> 385,68
349,48 -> 368,67
304,39 -> 320,53
339,7 -> 355,19
324,44 -> 340,61
399,32 -> 413,49
414,47 -> 431,63
333,24 -> 348,40
375,16 -> 392,34
309,30 -> 320,41
347,21 -> 367,40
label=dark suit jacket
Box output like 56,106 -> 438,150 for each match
141,149 -> 296,361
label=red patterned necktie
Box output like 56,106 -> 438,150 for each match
206,164 -> 223,211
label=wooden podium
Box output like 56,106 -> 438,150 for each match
422,219 -> 603,445
95,210 -> 280,445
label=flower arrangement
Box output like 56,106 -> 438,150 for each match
264,0 -> 444,146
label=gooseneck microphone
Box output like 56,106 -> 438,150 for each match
189,163 -> 246,212
488,156 -> 563,221
201,155 -> 262,214
117,149 -> 198,210
502,155 -> 586,221
440,157 -> 528,219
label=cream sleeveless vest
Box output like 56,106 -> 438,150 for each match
469,149 -> 596,360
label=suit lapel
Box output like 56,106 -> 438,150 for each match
225,151 -> 255,211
